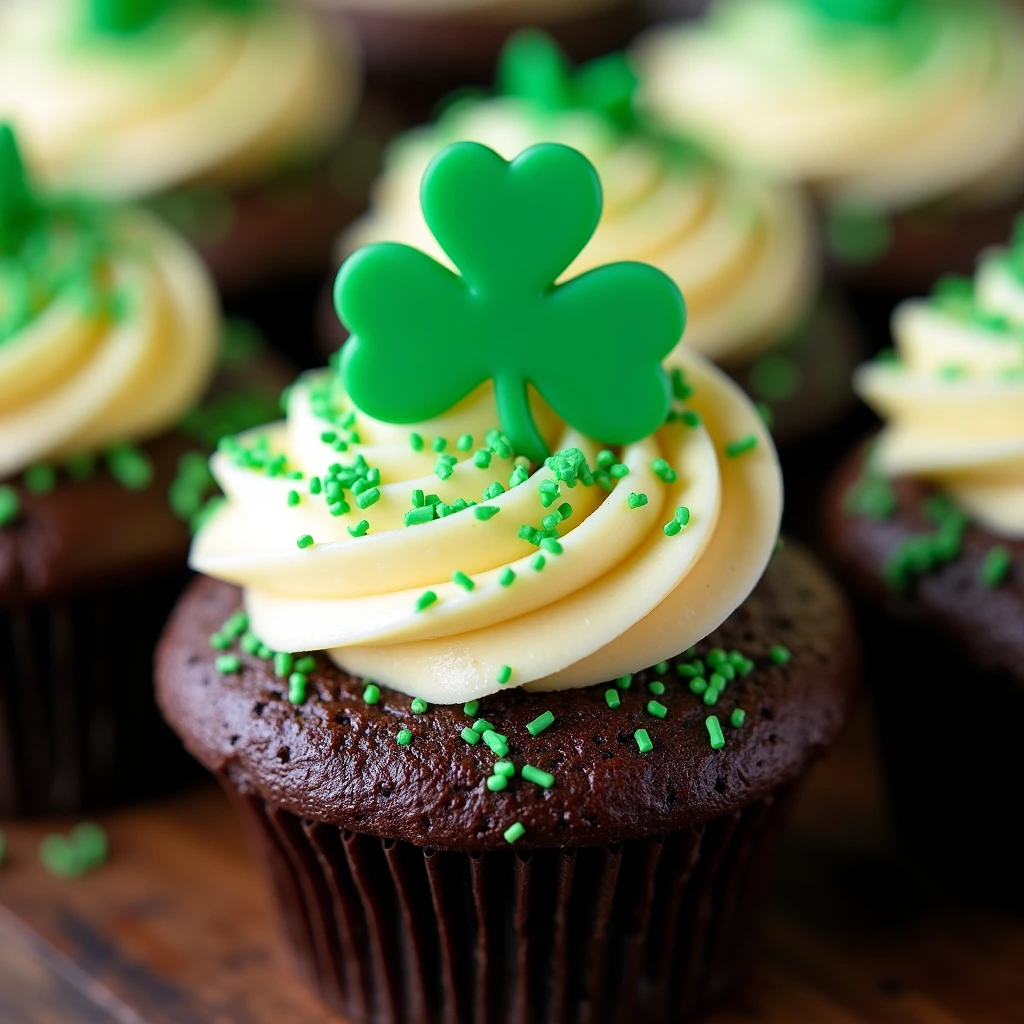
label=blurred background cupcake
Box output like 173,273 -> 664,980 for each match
0,0 -> 371,348
825,216 -> 1024,906
296,0 -> 643,121
0,124 -> 285,816
322,31 -> 863,452
632,0 -> 1024,298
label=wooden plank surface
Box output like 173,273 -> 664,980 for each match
1,707 -> 1023,1023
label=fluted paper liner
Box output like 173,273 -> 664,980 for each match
224,777 -> 796,1023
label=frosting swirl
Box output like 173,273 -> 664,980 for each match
634,0 -> 1024,211
190,347 -> 781,703
0,0 -> 358,198
341,97 -> 816,366
0,206 -> 219,478
856,233 -> 1024,535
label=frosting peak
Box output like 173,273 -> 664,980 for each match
856,220 -> 1024,535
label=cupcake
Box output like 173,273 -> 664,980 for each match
0,0 -> 365,298
323,31 -> 862,448
633,0 -> 1024,293
0,124 -> 285,815
158,141 -> 858,1019
299,0 -> 640,118
826,216 -> 1024,905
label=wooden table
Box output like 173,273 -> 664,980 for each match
2,708 -> 1022,1024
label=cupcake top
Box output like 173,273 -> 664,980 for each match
0,0 -> 359,199
0,124 -> 219,481
634,0 -> 1024,212
341,32 -> 816,366
310,0 -> 622,20
855,215 -> 1024,537
191,141 -> 782,705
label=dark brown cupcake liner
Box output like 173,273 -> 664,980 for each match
0,572 -> 200,816
856,606 -> 1024,908
222,774 -> 797,1024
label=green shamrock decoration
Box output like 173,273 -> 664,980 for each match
808,0 -> 909,24
0,124 -> 38,257
497,30 -> 639,133
88,0 -> 259,35
335,142 -> 685,463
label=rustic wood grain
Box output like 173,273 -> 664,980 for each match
1,706 -> 1023,1023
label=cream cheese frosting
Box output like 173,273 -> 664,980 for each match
634,0 -> 1024,212
856,232 -> 1024,536
341,98 -> 817,366
190,346 -> 782,703
0,207 -> 219,479
0,0 -> 358,199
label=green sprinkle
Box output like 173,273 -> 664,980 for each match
647,700 -> 668,719
979,546 -> 1012,588
702,688 -> 719,706
609,463 -> 630,479
461,727 -> 481,745
274,652 -> 294,678
531,554 -> 546,571
664,520 -> 681,537
730,708 -> 746,728
0,485 -> 20,527
24,464 -> 56,494
107,444 -> 154,491
709,673 -> 727,692
522,764 -> 555,789
473,718 -> 496,735
526,710 -> 554,736
540,537 -> 563,555
216,654 -> 241,674
482,731 -> 509,756
240,632 -> 260,655
453,570 -> 475,591
288,673 -> 308,704
689,677 -> 708,695
405,506 -> 435,526
769,645 -> 791,665
331,501 -> 352,517
605,689 -> 621,708
308,476 -> 322,495
474,448 -> 492,469
635,729 -> 653,754
348,520 -> 370,537
655,661 -> 669,675
415,590 -> 438,612
651,458 -> 678,483
497,665 -> 513,685
681,410 -> 701,428
706,715 -> 725,750
296,534 -> 314,549
65,453 -> 96,480
464,700 -> 480,716
725,435 -> 758,459
396,729 -> 413,746
411,697 -> 428,714
409,433 -> 424,452
363,683 -> 380,705
648,681 -> 665,695
675,506 -> 690,526
616,674 -> 633,690
432,436 -> 448,452
454,433 -> 473,452
257,645 -> 273,661
494,761 -> 516,778
487,774 -> 508,792
499,567 -> 516,587
355,487 -> 380,510
474,505 -> 500,521
208,633 -> 229,651
292,656 -> 315,674
504,822 -> 525,844
628,492 -> 648,509
222,611 -> 248,638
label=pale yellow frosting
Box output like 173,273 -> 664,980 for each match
634,0 -> 1024,211
0,0 -> 358,199
341,98 -> 816,366
190,346 -> 781,703
0,210 -> 219,478
856,252 -> 1024,536
310,0 -> 620,21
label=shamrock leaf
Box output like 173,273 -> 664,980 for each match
88,0 -> 258,35
809,0 -> 909,24
335,142 -> 685,463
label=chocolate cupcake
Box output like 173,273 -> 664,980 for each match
158,141 -> 858,1018
826,218 -> 1024,905
0,125 -> 285,815
632,0 -> 1024,296
0,0 -> 366,300
300,0 -> 641,120
323,32 -> 862,448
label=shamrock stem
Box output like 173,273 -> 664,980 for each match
494,374 -> 549,464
